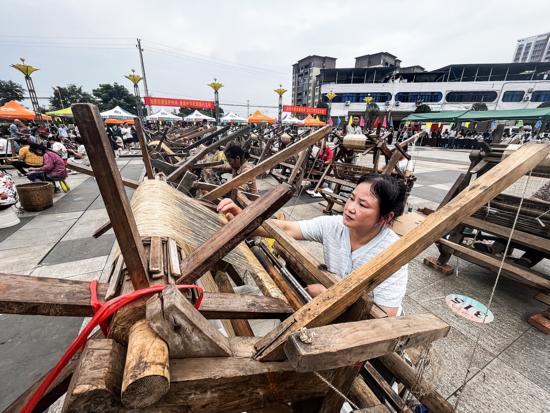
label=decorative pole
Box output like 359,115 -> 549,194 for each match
363,95 -> 374,129
125,69 -> 144,120
274,85 -> 287,124
326,90 -> 336,121
208,78 -> 223,124
11,58 -> 42,120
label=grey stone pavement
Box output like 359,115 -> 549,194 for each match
0,150 -> 549,412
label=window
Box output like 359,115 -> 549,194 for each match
531,90 -> 550,102
359,93 -> 392,103
446,91 -> 497,103
323,92 -> 392,103
395,92 -> 442,103
502,91 -> 525,102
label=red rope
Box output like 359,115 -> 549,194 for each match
21,282 -> 203,413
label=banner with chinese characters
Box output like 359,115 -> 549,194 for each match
283,105 -> 327,115
144,96 -> 215,109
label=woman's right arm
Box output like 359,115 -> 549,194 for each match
217,198 -> 304,240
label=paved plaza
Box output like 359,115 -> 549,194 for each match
0,149 -> 548,412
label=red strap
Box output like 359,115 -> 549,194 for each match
89,280 -> 109,335
22,282 -> 203,413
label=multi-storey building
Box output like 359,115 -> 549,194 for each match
291,55 -> 336,106
513,32 -> 550,63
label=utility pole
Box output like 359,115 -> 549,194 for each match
246,99 -> 250,116
136,38 -> 151,115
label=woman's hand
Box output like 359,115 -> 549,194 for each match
217,198 -> 242,221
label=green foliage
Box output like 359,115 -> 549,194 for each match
49,84 -> 96,110
0,80 -> 25,105
538,101 -> 550,108
92,83 -> 137,113
414,104 -> 432,113
471,102 -> 488,111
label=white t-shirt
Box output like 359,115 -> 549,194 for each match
51,141 -> 68,159
299,215 -> 408,309
0,137 -> 12,155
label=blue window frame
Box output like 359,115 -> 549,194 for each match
531,90 -> 550,102
324,92 -> 392,103
502,91 -> 525,102
446,91 -> 497,103
395,92 -> 442,103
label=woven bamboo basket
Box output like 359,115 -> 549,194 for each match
342,134 -> 368,150
16,182 -> 54,211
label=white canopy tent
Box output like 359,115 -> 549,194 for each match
100,106 -> 136,119
220,112 -> 248,124
282,113 -> 303,125
184,110 -> 215,122
147,110 -> 182,122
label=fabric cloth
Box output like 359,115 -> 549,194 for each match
18,146 -> 43,166
31,151 -> 67,179
234,160 -> 257,194
299,215 -> 408,309
58,126 -> 69,139
0,172 -> 17,206
346,125 -> 363,134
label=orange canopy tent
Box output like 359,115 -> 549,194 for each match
302,114 -> 326,127
248,110 -> 275,124
105,118 -> 135,125
0,101 -> 52,121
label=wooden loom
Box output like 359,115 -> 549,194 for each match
424,142 -> 550,295
2,103 -> 549,413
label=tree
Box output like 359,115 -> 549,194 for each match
415,104 -> 431,113
92,83 -> 137,113
471,102 -> 488,111
0,80 -> 25,105
538,101 -> 550,108
49,84 -> 95,110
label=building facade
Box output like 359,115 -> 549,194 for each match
291,55 -> 336,106
513,32 -> 550,63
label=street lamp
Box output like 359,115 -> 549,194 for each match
274,85 -> 287,124
363,95 -> 377,130
125,69 -> 144,120
11,58 -> 42,120
325,90 -> 336,121
208,78 -> 223,124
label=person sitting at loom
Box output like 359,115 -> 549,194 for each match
212,145 -> 257,194
26,143 -> 67,192
218,173 -> 409,316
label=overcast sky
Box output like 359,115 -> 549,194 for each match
1,0 -> 549,117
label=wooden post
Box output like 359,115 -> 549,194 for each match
135,118 -> 154,179
202,126 -> 331,201
180,125 -> 230,152
214,272 -> 255,337
72,103 -> 149,290
120,319 -> 170,408
66,162 -> 140,189
254,143 -> 550,361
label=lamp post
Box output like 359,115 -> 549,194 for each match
363,95 -> 376,130
11,58 -> 42,120
274,85 -> 287,124
208,79 -> 223,124
326,90 -> 336,122
125,69 -> 144,120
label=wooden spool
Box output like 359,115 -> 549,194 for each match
281,133 -> 292,144
342,134 -> 368,150
120,319 -> 170,408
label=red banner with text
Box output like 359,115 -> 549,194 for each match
283,105 -> 327,115
144,96 -> 215,109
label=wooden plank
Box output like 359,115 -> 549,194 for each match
149,236 -> 164,275
63,339 -> 125,413
176,184 -> 293,284
535,292 -> 550,306
72,103 -> 149,290
350,378 -> 387,410
198,272 -> 236,337
214,272 -> 255,337
105,255 -> 124,300
284,314 -> 449,372
438,239 -> 550,290
66,161 -> 140,189
180,125 -> 230,152
202,126 -> 331,201
167,238 -> 181,278
147,284 -> 233,357
254,142 -> 550,361
135,117 -> 154,179
167,127 -> 249,182
363,362 -> 414,413
462,216 -> 550,255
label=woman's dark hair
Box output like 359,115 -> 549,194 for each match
224,145 -> 248,160
28,143 -> 46,155
356,173 -> 407,222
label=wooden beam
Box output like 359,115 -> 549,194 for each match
0,273 -> 293,319
135,117 -> 155,179
66,162 -> 140,189
176,184 -> 293,284
72,103 -> 149,290
167,127 -> 249,182
363,362 -> 414,413
147,284 -> 233,357
202,126 -> 331,201
254,143 -> 550,361
214,271 -> 255,337
284,314 -> 449,372
180,125 -> 230,152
